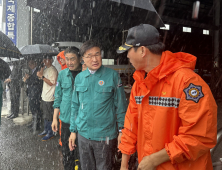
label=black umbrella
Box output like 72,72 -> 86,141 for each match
0,58 -> 11,80
19,44 -> 59,58
111,0 -> 157,11
0,31 -> 21,59
27,0 -> 164,29
71,0 -> 164,29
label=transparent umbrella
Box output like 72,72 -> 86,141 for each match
19,44 -> 59,59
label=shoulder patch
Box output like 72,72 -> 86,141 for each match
183,83 -> 204,103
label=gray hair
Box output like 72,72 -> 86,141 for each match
64,47 -> 80,59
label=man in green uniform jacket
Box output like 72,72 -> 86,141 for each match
52,47 -> 82,170
69,40 -> 127,170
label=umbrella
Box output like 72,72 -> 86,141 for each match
111,0 -> 157,11
71,0 -> 164,29
3,57 -> 24,63
19,44 -> 59,58
0,31 -> 21,59
0,58 -> 11,80
27,0 -> 164,29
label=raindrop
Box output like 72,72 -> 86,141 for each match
106,137 -> 109,145
92,1 -> 96,8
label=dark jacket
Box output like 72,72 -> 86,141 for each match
9,62 -> 22,88
26,68 -> 42,99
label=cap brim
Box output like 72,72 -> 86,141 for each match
117,44 -> 132,54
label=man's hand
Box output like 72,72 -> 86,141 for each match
4,78 -> 11,83
51,119 -> 58,132
117,132 -> 122,151
23,74 -> 30,82
23,77 -> 27,82
37,71 -> 43,78
69,132 -> 77,151
137,149 -> 170,170
120,153 -> 130,170
137,156 -> 156,170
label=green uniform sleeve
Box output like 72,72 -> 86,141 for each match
114,72 -> 127,129
70,78 -> 80,133
53,73 -> 62,108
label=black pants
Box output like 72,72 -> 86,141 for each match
41,100 -> 54,121
29,94 -> 41,130
10,86 -> 20,116
61,122 -> 81,170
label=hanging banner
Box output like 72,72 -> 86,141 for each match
6,0 -> 17,45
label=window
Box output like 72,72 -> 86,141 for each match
203,29 -> 209,35
183,27 -> 191,33
102,59 -> 114,65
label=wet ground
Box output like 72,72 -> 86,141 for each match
0,100 -> 222,170
0,113 -> 64,170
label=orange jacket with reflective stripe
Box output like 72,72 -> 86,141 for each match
57,51 -> 67,70
119,51 -> 217,170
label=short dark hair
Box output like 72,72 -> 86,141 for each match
43,55 -> 53,59
80,40 -> 102,57
134,42 -> 165,55
28,59 -> 37,65
64,47 -> 80,59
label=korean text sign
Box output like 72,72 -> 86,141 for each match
6,0 -> 17,45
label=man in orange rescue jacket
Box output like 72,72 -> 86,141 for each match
117,24 -> 217,170
57,51 -> 67,70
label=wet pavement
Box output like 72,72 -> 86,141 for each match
0,112 -> 64,170
1,99 -> 222,170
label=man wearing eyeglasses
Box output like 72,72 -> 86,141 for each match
69,40 -> 127,170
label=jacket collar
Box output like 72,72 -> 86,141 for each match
64,65 -> 82,76
64,68 -> 71,77
85,65 -> 104,78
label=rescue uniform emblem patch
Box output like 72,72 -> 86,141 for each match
183,83 -> 204,103
98,80 -> 105,86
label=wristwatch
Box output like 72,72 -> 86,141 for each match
119,127 -> 124,133
42,76 -> 45,79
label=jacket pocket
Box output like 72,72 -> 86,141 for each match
75,86 -> 88,102
61,83 -> 72,97
95,86 -> 113,99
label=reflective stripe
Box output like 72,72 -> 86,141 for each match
149,96 -> 180,108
